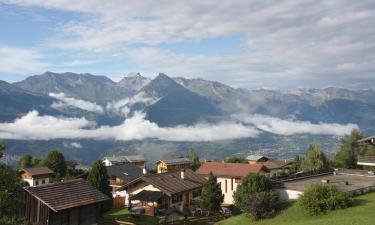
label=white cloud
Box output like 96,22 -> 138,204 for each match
49,92 -> 104,113
106,92 -> 160,117
0,110 -> 259,141
63,142 -> 82,148
0,46 -> 48,74
232,114 -> 358,136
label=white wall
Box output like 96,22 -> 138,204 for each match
217,177 -> 240,204
23,177 -> 50,187
276,189 -> 303,200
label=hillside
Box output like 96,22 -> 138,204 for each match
219,192 -> 375,225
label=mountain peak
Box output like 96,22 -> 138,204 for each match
118,72 -> 150,91
126,72 -> 142,78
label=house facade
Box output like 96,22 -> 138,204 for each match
102,155 -> 146,168
156,157 -> 192,173
23,179 -> 110,225
122,169 -> 206,213
197,161 -> 268,204
20,167 -> 54,187
260,159 -> 294,177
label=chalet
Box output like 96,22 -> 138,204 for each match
21,167 -> 54,187
122,169 -> 206,214
358,135 -> 375,166
246,155 -> 269,164
23,179 -> 110,225
102,155 -> 146,168
260,159 -> 294,177
106,163 -> 145,207
197,161 -> 268,204
156,157 -> 192,173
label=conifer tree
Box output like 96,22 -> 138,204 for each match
200,172 -> 224,215
87,160 -> 111,196
16,154 -> 33,170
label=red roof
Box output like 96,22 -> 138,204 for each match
196,162 -> 268,177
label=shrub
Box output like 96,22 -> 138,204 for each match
234,173 -> 279,220
241,191 -> 280,220
299,184 -> 352,215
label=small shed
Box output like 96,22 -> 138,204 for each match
23,179 -> 110,225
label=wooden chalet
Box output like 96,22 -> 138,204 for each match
156,157 -> 192,173
20,167 -> 54,187
23,179 -> 110,225
122,169 -> 206,213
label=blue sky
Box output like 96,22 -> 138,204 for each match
0,1 -> 374,89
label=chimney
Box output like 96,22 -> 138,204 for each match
181,169 -> 185,179
143,167 -> 147,175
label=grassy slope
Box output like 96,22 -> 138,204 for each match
219,192 -> 375,225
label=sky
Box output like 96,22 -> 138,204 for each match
0,0 -> 374,89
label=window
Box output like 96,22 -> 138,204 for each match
42,179 -> 45,184
35,180 -> 39,186
235,178 -> 241,184
225,179 -> 227,193
231,178 -> 233,191
172,194 -> 183,203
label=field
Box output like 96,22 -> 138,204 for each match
219,192 -> 375,225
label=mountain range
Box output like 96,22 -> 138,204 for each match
1,72 -> 375,166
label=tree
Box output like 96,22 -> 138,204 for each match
0,140 -> 4,159
301,143 -> 328,173
233,173 -> 279,220
186,149 -> 201,171
299,184 -> 352,215
334,129 -> 372,168
292,155 -> 302,173
240,191 -> 279,220
225,156 -> 248,163
233,173 -> 273,208
0,142 -> 27,224
16,154 -> 34,170
39,150 -> 67,178
87,160 -> 111,197
200,172 -> 224,215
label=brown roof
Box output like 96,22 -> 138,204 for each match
24,179 -> 110,212
126,169 -> 206,196
197,161 -> 268,177
261,160 -> 293,170
22,167 -> 53,176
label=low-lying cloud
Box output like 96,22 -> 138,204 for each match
49,92 -> 104,113
232,114 -> 358,136
106,92 -> 160,117
0,111 -> 259,141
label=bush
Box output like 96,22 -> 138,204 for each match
241,191 -> 280,220
234,173 -> 279,220
299,184 -> 352,215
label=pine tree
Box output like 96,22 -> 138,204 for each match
16,154 -> 34,171
200,172 -> 224,215
87,160 -> 111,196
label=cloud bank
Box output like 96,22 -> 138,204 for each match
49,93 -> 104,113
0,111 -> 259,141
232,114 -> 358,136
0,111 -> 358,142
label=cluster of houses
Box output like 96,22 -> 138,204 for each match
18,135 -> 375,225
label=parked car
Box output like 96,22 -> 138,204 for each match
220,207 -> 232,217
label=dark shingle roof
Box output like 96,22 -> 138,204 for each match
158,157 -> 192,165
106,164 -> 144,184
126,169 -> 206,196
130,190 -> 163,202
24,179 -> 110,212
22,167 -> 53,176
358,135 -> 375,144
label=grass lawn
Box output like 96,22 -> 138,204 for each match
219,192 -> 375,225
104,208 -> 161,225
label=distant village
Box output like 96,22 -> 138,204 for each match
1,131 -> 375,225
